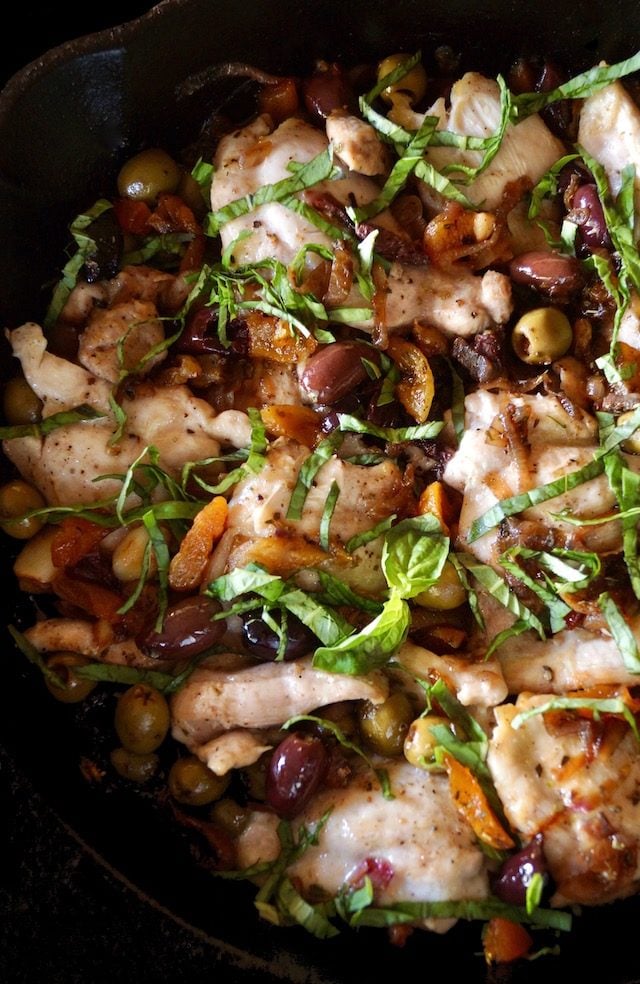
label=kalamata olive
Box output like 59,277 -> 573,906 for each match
265,732 -> 328,818
0,479 -> 46,539
300,342 -> 374,404
571,183 -> 612,252
509,251 -> 584,302
493,833 -> 547,905
3,375 -> 43,426
114,683 -> 170,754
177,308 -> 249,356
168,755 -> 230,806
139,596 -> 225,659
302,63 -> 354,121
82,210 -> 123,283
241,610 -> 315,661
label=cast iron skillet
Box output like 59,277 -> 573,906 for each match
1,2 -> 640,981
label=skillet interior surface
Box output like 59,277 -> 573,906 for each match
2,2 -> 640,981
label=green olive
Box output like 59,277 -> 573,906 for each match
168,755 -> 230,806
176,169 -> 207,216
210,797 -> 251,836
0,479 -> 46,539
359,692 -> 414,757
114,683 -> 170,754
44,652 -> 97,704
511,307 -> 573,365
240,755 -> 269,802
117,148 -> 181,203
618,410 -> 640,454
377,54 -> 428,106
110,746 -> 159,783
414,560 -> 467,610
3,375 -> 43,426
403,715 -> 450,769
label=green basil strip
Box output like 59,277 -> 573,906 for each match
511,51 -> 640,119
500,548 -> 570,634
205,148 -> 338,236
345,514 -> 397,554
468,456 -> 606,541
8,625 -> 67,690
448,553 -> 485,630
604,453 -> 640,600
484,619 -> 532,660
359,99 -> 413,145
350,114 -> 440,222
122,232 -> 192,267
286,431 -> 344,521
363,50 -> 423,105
284,714 -> 393,799
74,662 -> 176,692
599,591 -> 640,674
413,159 -> 474,206
525,872 -> 545,917
117,538 -> 153,617
276,878 -> 339,939
528,154 -> 581,221
347,897 -> 571,932
246,407 -> 268,473
439,75 -> 512,185
337,413 -> 443,444
282,194 -> 350,241
277,588 -> 353,646
207,565 -> 284,603
0,404 -> 105,441
191,157 -> 215,201
107,391 -> 129,448
312,590 -> 410,675
381,514 -> 450,600
511,694 -> 640,743
454,554 -> 546,640
319,480 -> 340,551
142,510 -> 171,631
44,198 -> 113,328
313,570 -> 384,615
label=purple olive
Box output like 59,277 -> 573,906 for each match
571,183 -> 612,252
302,64 -> 355,121
492,833 -> 547,906
300,342 -> 374,404
241,610 -> 315,661
509,250 -> 584,302
139,595 -> 225,659
266,732 -> 328,818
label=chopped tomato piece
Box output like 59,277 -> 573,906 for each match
483,917 -> 532,964
113,197 -> 152,235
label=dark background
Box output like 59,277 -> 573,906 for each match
1,10 -> 256,984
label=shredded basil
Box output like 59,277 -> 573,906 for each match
205,149 -> 339,236
74,662 -> 176,692
345,515 -> 397,554
511,51 -> 640,119
511,694 -> 640,742
337,413 -> 443,444
8,625 -> 67,690
319,480 -> 340,551
312,591 -> 410,675
286,432 -> 343,521
0,404 -> 105,441
454,553 -> 546,640
599,591 -> 640,674
44,199 -> 113,328
345,897 -> 571,931
381,514 -> 450,599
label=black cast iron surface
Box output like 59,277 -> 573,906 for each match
2,3 -> 640,982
